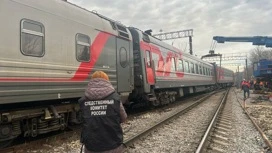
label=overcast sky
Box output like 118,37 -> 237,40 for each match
69,0 -> 272,70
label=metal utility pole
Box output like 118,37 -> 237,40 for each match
245,58 -> 248,80
219,55 -> 222,71
189,36 -> 193,55
153,29 -> 194,55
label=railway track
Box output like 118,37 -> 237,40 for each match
123,89 -> 225,151
125,92 -> 211,120
195,88 -> 230,152
0,91 -> 214,152
196,88 -> 272,153
0,126 -> 81,153
0,89 -> 228,153
234,90 -> 272,151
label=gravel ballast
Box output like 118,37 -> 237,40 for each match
225,88 -> 266,153
20,88 -> 271,152
125,92 -> 224,152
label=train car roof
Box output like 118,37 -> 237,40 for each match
130,27 -> 214,66
10,0 -> 127,37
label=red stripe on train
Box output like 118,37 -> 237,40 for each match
71,32 -> 110,81
0,32 -> 110,82
140,41 -> 184,85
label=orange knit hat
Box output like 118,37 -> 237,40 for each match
91,71 -> 109,81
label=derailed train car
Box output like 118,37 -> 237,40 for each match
0,0 -> 134,146
0,0 -> 233,146
127,28 -> 233,108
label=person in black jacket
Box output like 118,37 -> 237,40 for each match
78,71 -> 127,153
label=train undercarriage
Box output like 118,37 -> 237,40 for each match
126,83 -> 232,109
126,86 -> 206,109
0,102 -> 81,148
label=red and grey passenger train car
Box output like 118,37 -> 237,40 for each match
0,0 -> 134,146
128,28 -> 215,107
127,28 -> 233,107
215,66 -> 234,86
0,0 -> 233,146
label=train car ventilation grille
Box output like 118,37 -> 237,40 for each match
110,21 -> 117,30
116,24 -> 129,39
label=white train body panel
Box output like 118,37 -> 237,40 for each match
0,0 -> 133,104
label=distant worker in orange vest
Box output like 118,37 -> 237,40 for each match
241,79 -> 250,99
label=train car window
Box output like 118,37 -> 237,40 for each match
151,52 -> 159,70
195,64 -> 199,74
211,69 -> 214,76
184,61 -> 190,73
120,47 -> 128,68
21,19 -> 45,57
146,50 -> 151,67
171,57 -> 176,71
178,59 -> 184,72
76,33 -> 90,62
190,62 -> 195,73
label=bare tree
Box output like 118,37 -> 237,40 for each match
249,46 -> 272,63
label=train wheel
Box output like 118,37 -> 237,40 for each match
169,95 -> 176,103
172,96 -> 176,103
151,100 -> 160,107
0,139 -> 13,148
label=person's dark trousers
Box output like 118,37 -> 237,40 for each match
243,89 -> 249,99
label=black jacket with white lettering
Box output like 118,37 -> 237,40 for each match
79,91 -> 123,152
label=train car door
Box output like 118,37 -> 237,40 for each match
116,38 -> 131,92
145,49 -> 155,85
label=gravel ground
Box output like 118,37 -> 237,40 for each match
245,91 -> 272,142
225,88 -> 267,153
20,88 -> 272,153
122,96 -> 204,140
237,88 -> 272,152
124,92 -> 224,153
22,94 -> 209,153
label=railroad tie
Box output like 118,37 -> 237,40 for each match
218,120 -> 231,126
212,134 -> 229,142
209,146 -> 225,153
216,123 -> 232,129
214,130 -> 228,137
215,126 -> 230,133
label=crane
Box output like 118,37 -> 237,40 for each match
212,36 -> 272,48
210,36 -> 272,80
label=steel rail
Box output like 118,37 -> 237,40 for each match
195,88 -> 230,153
124,91 -> 217,148
234,89 -> 272,151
